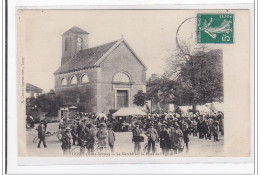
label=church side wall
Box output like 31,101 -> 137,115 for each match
54,68 -> 98,113
97,42 -> 146,113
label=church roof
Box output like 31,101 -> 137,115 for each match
62,26 -> 89,35
54,40 -> 118,74
54,38 -> 147,75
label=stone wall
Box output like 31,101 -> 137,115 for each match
97,42 -> 146,113
55,41 -> 147,114
54,68 -> 98,112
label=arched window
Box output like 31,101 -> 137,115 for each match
113,72 -> 131,83
61,78 -> 67,86
81,74 -> 89,83
70,76 -> 77,85
65,38 -> 68,51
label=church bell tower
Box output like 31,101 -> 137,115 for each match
61,26 -> 89,65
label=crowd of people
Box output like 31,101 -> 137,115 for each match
131,111 -> 224,155
34,110 -> 224,156
58,117 -> 116,155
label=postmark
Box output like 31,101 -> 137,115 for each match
197,14 -> 234,43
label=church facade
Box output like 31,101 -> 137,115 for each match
54,26 -> 147,113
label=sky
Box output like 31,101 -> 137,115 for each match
18,10 -> 198,92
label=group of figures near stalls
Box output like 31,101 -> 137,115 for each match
59,116 -> 115,155
36,110 -> 224,156
131,110 -> 224,155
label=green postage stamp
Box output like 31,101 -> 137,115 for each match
197,14 -> 234,43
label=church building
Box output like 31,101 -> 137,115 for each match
54,26 -> 147,113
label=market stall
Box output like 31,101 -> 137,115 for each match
112,108 -> 146,132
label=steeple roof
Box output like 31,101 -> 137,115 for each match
62,26 -> 89,35
54,40 -> 118,74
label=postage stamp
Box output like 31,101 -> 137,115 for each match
197,14 -> 234,43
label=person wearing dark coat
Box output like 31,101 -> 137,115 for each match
61,127 -> 72,155
132,123 -> 142,154
43,119 -> 48,131
70,121 -> 78,145
212,120 -> 219,142
182,123 -> 190,152
37,120 -> 47,148
219,118 -> 224,135
159,124 -> 170,155
203,119 -> 211,140
77,120 -> 86,147
107,124 -> 116,153
191,119 -> 198,136
145,124 -> 158,154
197,117 -> 204,139
85,124 -> 95,154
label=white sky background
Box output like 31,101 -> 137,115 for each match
18,10 -> 198,92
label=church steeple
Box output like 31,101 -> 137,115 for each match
61,26 -> 90,65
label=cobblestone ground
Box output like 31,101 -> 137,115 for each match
26,123 -> 224,157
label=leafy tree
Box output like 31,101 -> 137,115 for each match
145,48 -> 223,108
133,90 -> 146,107
26,92 -> 63,118
143,77 -> 176,111
56,86 -> 96,112
165,49 -> 223,106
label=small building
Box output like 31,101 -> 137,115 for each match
58,106 -> 79,119
54,26 -> 147,113
26,83 -> 43,98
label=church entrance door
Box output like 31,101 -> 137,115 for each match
117,90 -> 129,108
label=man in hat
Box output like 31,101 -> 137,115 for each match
43,119 -> 48,131
70,120 -> 78,145
191,118 -> 198,136
173,123 -> 184,154
145,124 -> 158,154
61,127 -> 72,155
168,121 -> 176,154
212,120 -> 220,142
132,122 -> 142,154
219,117 -> 224,135
37,120 -> 47,148
96,123 -> 108,147
197,116 -> 204,139
208,117 -> 214,140
203,118 -> 210,140
182,123 -> 190,152
159,124 -> 170,155
77,118 -> 86,147
85,123 -> 95,154
107,124 -> 116,153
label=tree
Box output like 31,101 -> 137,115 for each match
165,49 -> 223,106
144,76 -> 176,111
133,90 -> 146,107
57,86 -> 96,112
26,93 -> 63,118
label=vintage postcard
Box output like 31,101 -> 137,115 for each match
17,9 -> 250,159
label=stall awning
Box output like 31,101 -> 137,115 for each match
96,113 -> 108,120
175,106 -> 192,113
196,105 -> 211,112
212,102 -> 224,112
112,107 -> 146,117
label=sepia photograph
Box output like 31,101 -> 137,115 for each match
17,9 -> 250,158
